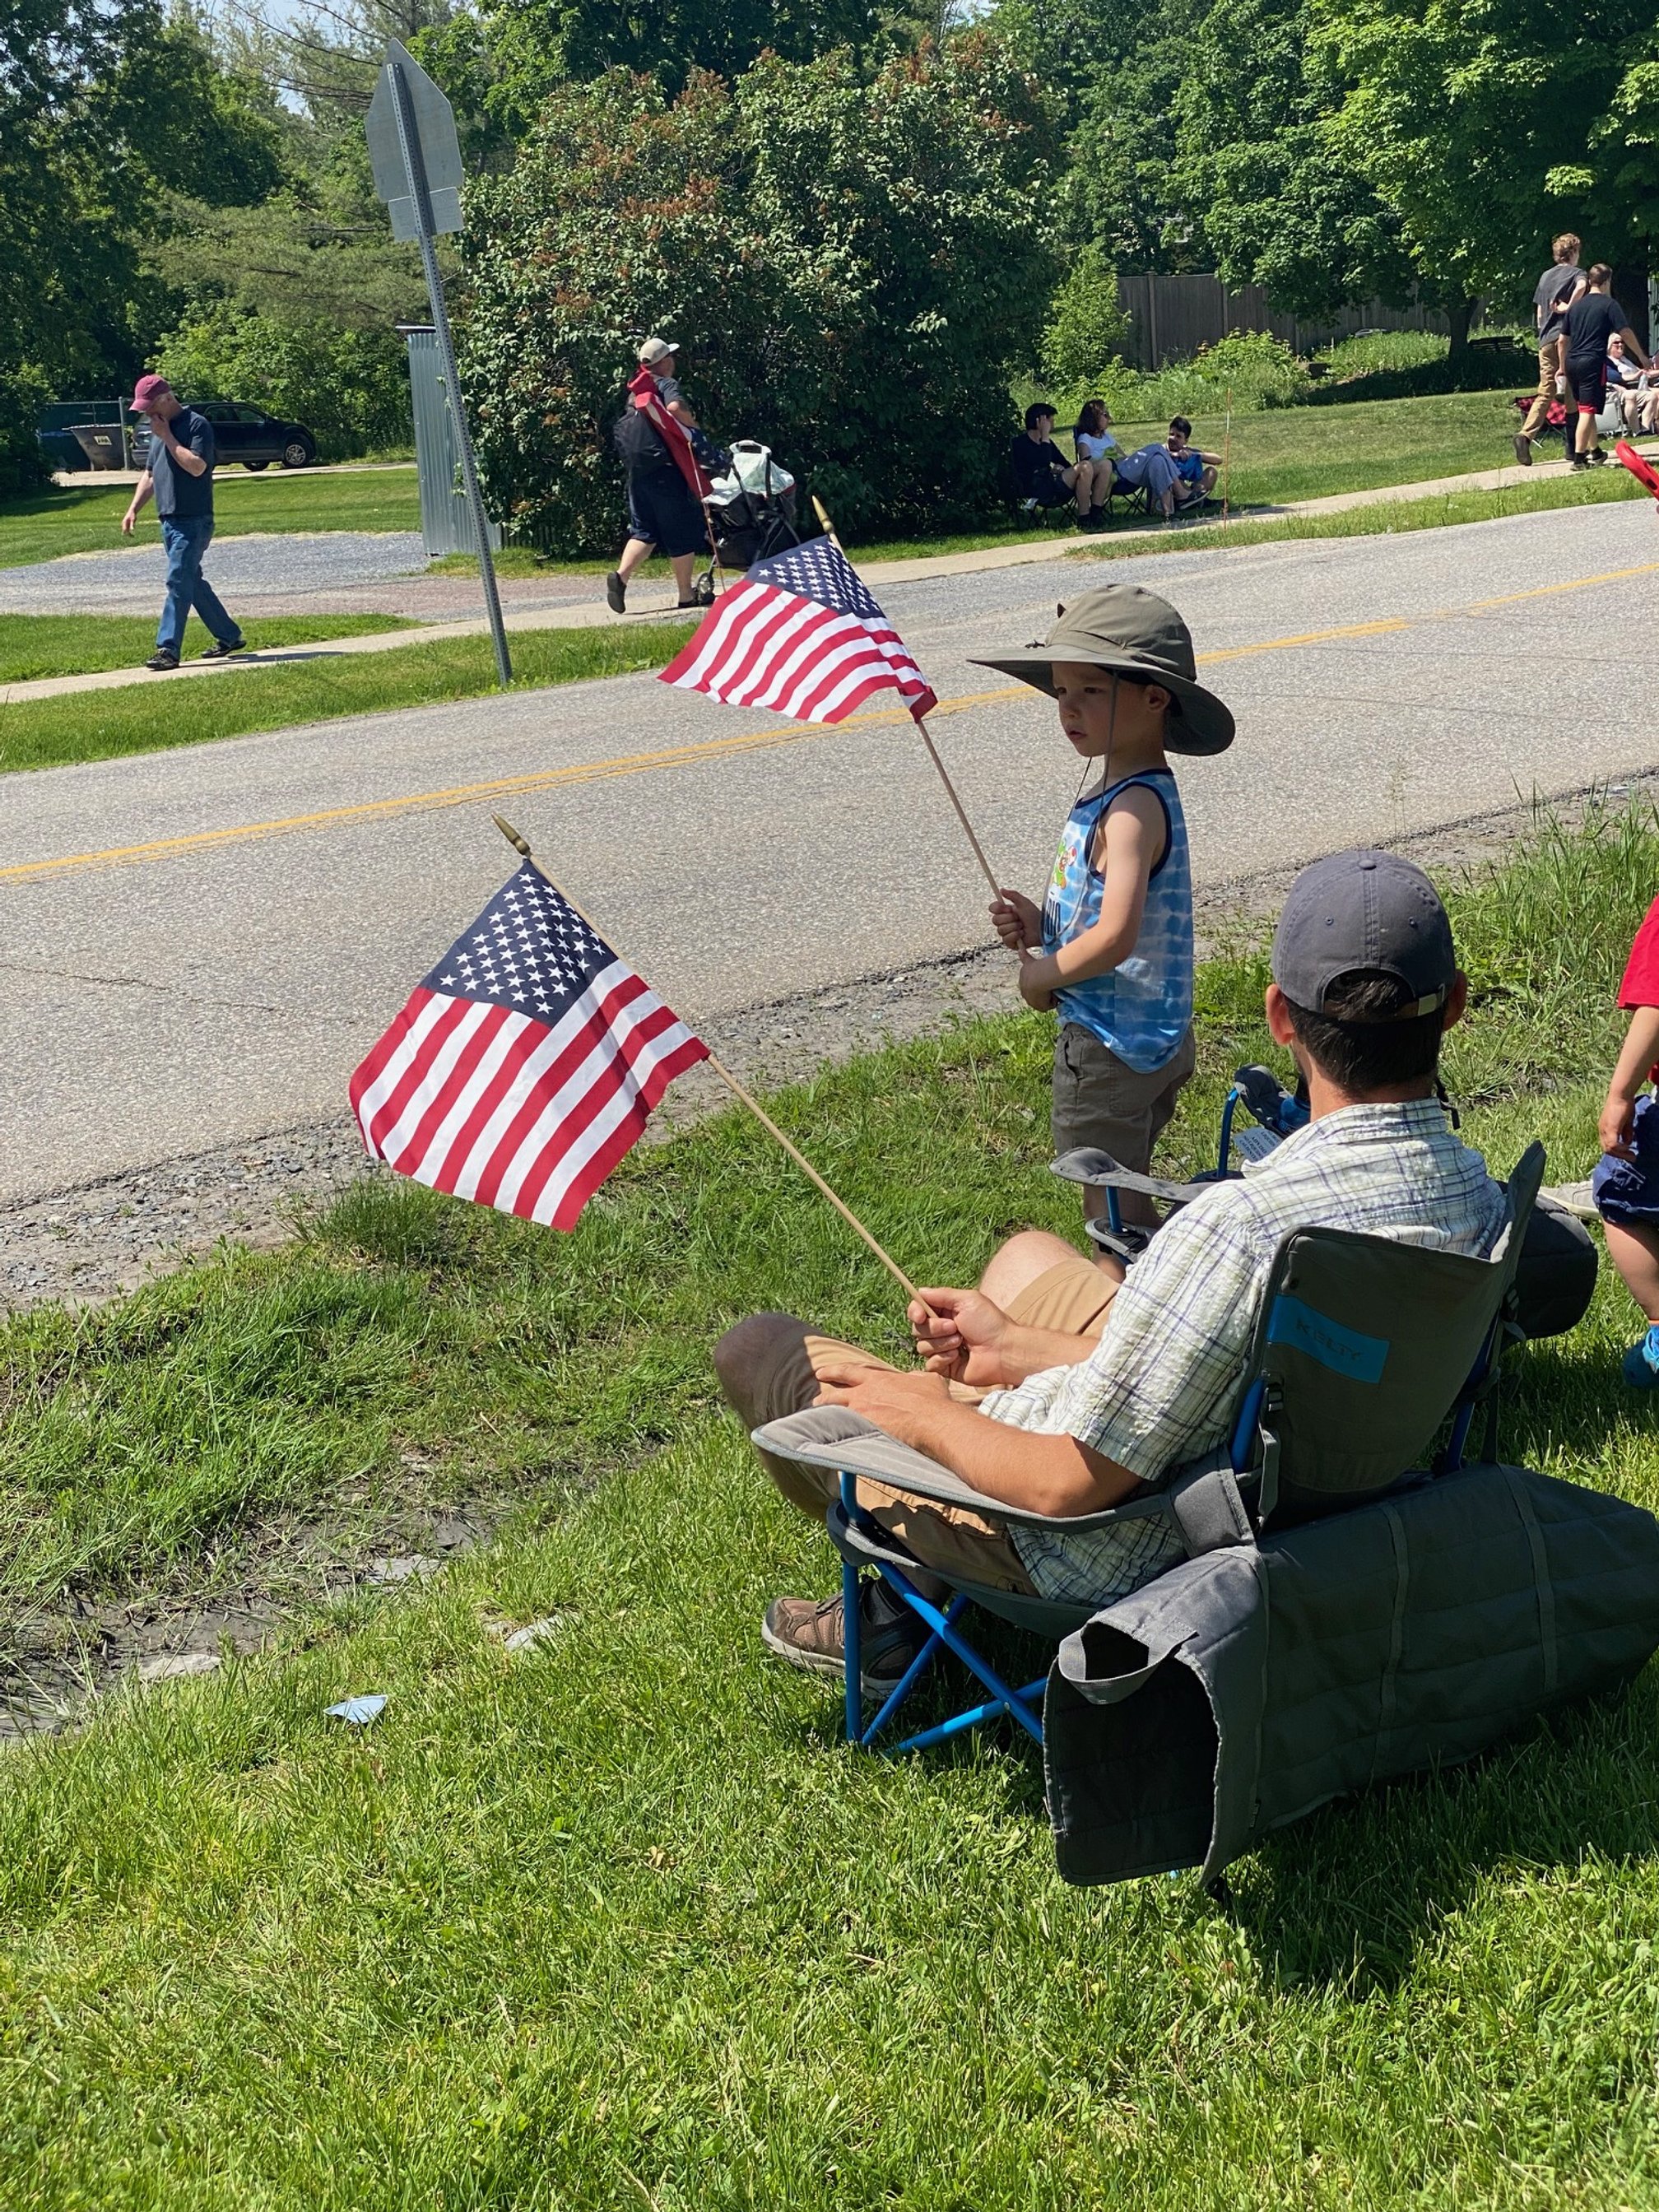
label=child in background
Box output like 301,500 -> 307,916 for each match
1594,894 -> 1659,1385
972,584 -> 1234,1237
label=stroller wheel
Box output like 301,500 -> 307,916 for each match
692,570 -> 717,606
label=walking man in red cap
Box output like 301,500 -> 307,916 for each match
120,374 -> 245,672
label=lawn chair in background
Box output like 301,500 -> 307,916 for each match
754,1144 -> 1659,1888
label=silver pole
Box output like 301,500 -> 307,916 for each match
387,58 -> 511,686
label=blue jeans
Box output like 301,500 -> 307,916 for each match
156,515 -> 239,656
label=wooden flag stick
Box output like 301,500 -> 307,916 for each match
491,813 -> 926,1303
811,493 -> 1005,905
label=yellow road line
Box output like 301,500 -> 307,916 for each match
7,559 -> 1659,887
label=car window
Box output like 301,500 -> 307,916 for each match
234,406 -> 270,424
198,403 -> 231,423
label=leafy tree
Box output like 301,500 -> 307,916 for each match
460,36 -> 1059,551
1169,0 -> 1410,318
1059,0 -> 1211,268
154,304 -> 410,458
1316,0 -> 1631,342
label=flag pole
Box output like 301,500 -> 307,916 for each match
491,813 -> 927,1303
1220,385 -> 1234,527
810,494 -> 1005,904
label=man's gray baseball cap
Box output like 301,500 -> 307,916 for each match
1273,848 -> 1457,1020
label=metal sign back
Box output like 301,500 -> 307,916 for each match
366,39 -> 462,239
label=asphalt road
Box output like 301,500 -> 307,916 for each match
5,500 -> 1657,1206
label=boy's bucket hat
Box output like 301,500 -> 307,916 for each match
969,583 -> 1234,755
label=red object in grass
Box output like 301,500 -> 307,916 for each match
1615,440 -> 1659,499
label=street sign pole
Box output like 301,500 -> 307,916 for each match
369,42 -> 510,685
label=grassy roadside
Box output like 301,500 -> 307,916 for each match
2,810 -> 1659,2206
0,611 -> 418,683
0,467 -> 421,566
0,620 -> 696,774
1083,460 -> 1655,565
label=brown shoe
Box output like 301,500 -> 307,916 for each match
762,1578 -> 928,1694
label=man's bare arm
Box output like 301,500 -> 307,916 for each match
812,1364 -> 1140,1517
121,472 -> 155,535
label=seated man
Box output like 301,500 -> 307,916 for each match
716,848 -> 1508,1689
1009,402 -> 1100,523
1166,416 -> 1222,505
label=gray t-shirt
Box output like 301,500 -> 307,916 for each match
1535,263 -> 1582,339
146,407 -> 216,520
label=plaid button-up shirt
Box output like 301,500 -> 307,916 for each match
979,1100 -> 1508,1605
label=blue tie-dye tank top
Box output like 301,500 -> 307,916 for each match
1041,768 -> 1192,1072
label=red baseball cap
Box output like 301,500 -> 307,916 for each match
128,374 -> 172,413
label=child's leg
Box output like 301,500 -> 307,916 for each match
1605,1220 -> 1659,1321
1053,1025 -> 1194,1231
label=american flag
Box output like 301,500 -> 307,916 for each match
349,865 -> 708,1229
659,537 -> 937,725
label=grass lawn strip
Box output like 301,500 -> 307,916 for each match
1085,462 -> 1652,565
0,468 -> 422,567
2,810 -> 1658,2205
0,620 -> 697,775
0,611 -> 419,684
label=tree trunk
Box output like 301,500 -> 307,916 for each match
1446,295 -> 1473,358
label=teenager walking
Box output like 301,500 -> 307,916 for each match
1514,234 -> 1585,465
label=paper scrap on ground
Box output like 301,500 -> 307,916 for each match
325,1694 -> 388,1725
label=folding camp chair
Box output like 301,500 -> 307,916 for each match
1054,1063 -> 1301,1262
753,1144 -> 1544,1759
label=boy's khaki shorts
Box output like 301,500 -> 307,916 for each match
1052,1021 -> 1196,1172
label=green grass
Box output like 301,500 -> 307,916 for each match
2,808 -> 1659,2205
0,467 -> 421,567
0,620 -> 696,774
1082,459 -> 1653,563
0,611 -> 419,683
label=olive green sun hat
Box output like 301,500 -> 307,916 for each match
969,583 -> 1235,755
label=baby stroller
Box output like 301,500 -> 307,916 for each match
689,440 -> 809,605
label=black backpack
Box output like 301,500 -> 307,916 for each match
612,405 -> 671,474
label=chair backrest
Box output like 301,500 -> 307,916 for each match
1238,1142 -> 1544,1526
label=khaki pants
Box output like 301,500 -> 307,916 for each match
1053,1023 -> 1196,1226
713,1252 -> 1120,1594
1520,336 -> 1566,441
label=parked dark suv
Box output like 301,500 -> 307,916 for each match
135,402 -> 318,471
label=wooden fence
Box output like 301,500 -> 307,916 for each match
1115,272 -> 1444,369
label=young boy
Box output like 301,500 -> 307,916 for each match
1594,893 -> 1659,1384
971,583 -> 1234,1233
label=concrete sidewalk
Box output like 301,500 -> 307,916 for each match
7,443 -> 1651,709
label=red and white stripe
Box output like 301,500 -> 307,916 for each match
349,963 -> 707,1230
660,579 -> 937,725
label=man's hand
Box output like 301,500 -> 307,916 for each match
1601,1088 -> 1640,1160
907,1286 -> 1014,1387
120,506 -> 137,537
811,1358 -> 951,1445
990,886 -> 1042,952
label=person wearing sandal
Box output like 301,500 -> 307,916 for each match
120,374 -> 246,672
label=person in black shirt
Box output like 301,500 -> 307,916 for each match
1564,266 -> 1652,469
1008,402 -> 1106,526
120,373 -> 244,672
1514,232 -> 1584,462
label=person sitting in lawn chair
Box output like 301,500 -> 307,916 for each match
1166,416 -> 1222,508
716,848 -> 1509,1693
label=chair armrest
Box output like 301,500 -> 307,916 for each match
752,1406 -> 1167,1531
1050,1146 -> 1211,1205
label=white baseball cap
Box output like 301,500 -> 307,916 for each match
638,337 -> 678,365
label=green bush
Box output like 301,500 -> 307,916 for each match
151,306 -> 411,461
1043,328 -> 1311,430
459,39 -> 1059,553
0,365 -> 51,499
1041,246 -> 1132,391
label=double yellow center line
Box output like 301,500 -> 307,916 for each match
5,557 -> 1657,888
